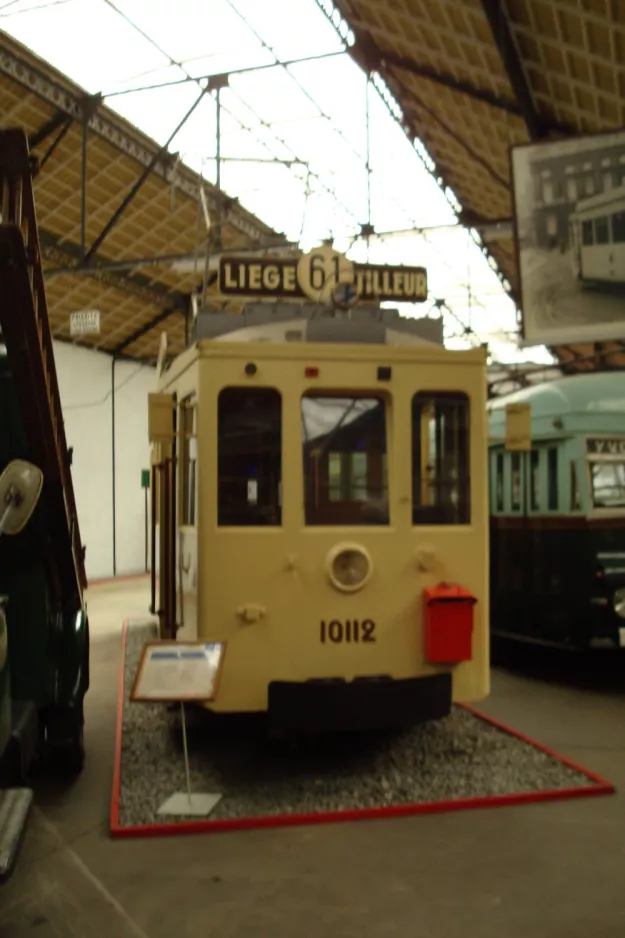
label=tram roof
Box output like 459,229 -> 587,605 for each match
573,185 -> 625,217
488,370 -> 625,423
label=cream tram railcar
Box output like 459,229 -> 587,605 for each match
569,184 -> 625,287
148,303 -> 489,732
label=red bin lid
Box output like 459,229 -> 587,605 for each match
424,582 -> 477,603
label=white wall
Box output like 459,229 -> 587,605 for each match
53,341 -> 155,581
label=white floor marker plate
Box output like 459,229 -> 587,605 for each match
157,792 -> 222,817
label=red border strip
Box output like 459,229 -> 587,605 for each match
110,622 -> 615,840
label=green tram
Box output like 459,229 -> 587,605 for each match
0,126 -> 90,884
488,371 -> 625,651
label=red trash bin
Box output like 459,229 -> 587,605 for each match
423,582 -> 477,663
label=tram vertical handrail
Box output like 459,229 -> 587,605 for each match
156,459 -> 176,640
170,399 -> 177,637
149,465 -> 157,615
0,128 -> 87,596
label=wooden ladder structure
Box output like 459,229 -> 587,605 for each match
0,128 -> 86,606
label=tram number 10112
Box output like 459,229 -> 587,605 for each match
320,620 -> 376,644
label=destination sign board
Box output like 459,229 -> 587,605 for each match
218,246 -> 427,304
505,403 -> 532,451
69,309 -> 100,336
586,437 -> 625,457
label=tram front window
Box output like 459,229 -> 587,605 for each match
590,462 -> 625,509
302,395 -> 389,525
217,387 -> 282,526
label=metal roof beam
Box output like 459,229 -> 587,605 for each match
39,228 -> 188,310
112,306 -> 180,355
44,238 -> 294,277
316,0 -> 516,302
28,109 -> 70,149
480,0 -> 547,140
83,86 -> 208,263
380,52 -> 521,115
0,36 -> 281,247
34,116 -> 73,175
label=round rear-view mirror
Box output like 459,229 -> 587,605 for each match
0,460 -> 44,536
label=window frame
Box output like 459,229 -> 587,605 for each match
301,391 -> 390,527
547,446 -> 559,512
492,450 -> 504,513
179,394 -> 197,528
595,215 -> 610,245
612,211 -> 625,244
588,459 -> 625,512
216,385 -> 283,528
528,449 -> 540,513
510,452 -> 523,513
411,390 -> 471,526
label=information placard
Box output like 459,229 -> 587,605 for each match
69,309 -> 100,336
130,641 -> 226,703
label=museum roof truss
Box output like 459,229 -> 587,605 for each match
324,0 -> 625,371
0,31 -> 288,359
1,0 -> 625,373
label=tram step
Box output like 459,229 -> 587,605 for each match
0,787 -> 33,884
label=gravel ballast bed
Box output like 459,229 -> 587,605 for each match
118,622 -> 598,829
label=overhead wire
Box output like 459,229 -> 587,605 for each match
99,0 -> 359,244
102,0 -> 431,246
92,0 -> 521,353
0,0 -> 71,13
100,0 -> 491,333
63,363 -> 147,410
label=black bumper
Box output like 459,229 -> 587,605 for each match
268,673 -> 452,732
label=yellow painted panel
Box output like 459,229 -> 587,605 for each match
156,341 -> 489,713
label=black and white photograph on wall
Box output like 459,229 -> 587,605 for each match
511,130 -> 625,347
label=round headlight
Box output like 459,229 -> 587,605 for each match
326,543 -> 373,593
613,587 -> 625,619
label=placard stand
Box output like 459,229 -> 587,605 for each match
157,702 -> 222,817
130,639 -> 227,818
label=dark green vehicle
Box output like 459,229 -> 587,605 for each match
0,128 -> 90,883
488,371 -> 625,651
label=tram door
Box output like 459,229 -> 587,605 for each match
148,394 -> 178,640
492,445 -> 564,639
491,448 -> 533,636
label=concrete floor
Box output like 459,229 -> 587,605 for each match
1,576 -> 624,938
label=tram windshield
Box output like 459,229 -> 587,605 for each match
217,387 -> 282,526
590,461 -> 625,509
302,395 -> 389,525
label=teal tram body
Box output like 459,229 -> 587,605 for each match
488,371 -> 625,650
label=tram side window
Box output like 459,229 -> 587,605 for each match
612,212 -> 625,243
547,448 -> 558,510
582,220 -> 593,246
412,393 -> 470,525
590,462 -> 625,509
530,450 -> 540,511
570,460 -> 581,511
495,453 -> 504,512
595,216 -> 610,245
302,395 -> 388,526
510,453 -> 521,511
180,396 -> 197,526
217,387 -> 282,526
